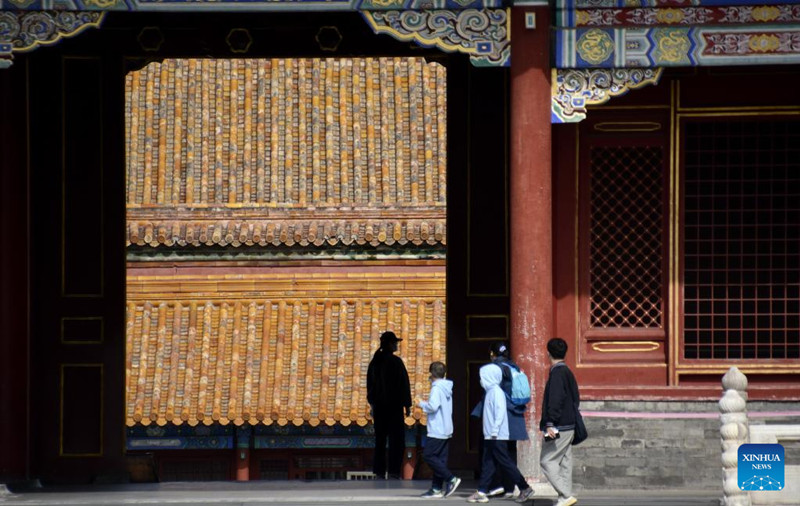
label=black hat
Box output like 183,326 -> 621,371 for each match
380,331 -> 402,343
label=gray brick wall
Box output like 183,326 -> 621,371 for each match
572,401 -> 800,490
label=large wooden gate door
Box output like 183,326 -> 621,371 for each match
446,62 -> 510,468
27,33 -> 126,482
16,9 -> 511,481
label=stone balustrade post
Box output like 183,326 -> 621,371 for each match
720,367 -> 751,506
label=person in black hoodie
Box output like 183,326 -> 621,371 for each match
367,331 -> 412,479
539,338 -> 579,506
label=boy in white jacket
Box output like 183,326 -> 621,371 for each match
418,362 -> 461,498
468,364 -> 535,503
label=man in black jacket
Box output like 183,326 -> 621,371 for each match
367,331 -> 412,479
539,338 -> 579,506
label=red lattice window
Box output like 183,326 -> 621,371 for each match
589,146 -> 664,329
682,119 -> 800,360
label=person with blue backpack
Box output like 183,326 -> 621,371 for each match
467,363 -> 535,504
487,342 -> 531,498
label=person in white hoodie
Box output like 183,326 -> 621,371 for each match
418,362 -> 461,499
467,364 -> 535,504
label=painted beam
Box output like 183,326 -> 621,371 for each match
0,0 -> 503,11
127,436 -> 234,450
555,24 -> 800,67
557,5 -> 800,27
555,0 -> 800,8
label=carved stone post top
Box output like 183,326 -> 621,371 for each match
722,366 -> 749,392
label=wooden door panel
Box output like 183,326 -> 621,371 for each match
29,44 -> 125,483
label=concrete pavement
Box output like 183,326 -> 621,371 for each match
0,480 -> 722,506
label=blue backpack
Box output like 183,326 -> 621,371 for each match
501,363 -> 531,406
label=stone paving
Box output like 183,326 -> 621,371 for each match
0,480 -> 721,506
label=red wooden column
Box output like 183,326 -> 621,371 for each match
236,450 -> 250,481
509,6 -> 552,481
236,427 -> 251,481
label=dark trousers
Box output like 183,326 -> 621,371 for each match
422,437 -> 453,490
372,404 -> 405,477
489,440 -> 518,492
478,439 -> 529,494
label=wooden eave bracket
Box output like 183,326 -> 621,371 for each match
361,9 -> 511,67
0,11 -> 106,68
551,68 -> 664,123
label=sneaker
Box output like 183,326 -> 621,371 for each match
445,476 -> 462,498
487,487 -> 505,497
467,491 -> 489,503
514,487 -> 535,503
421,488 -> 444,499
504,486 -> 519,499
556,497 -> 578,506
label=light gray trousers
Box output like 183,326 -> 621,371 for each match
540,429 -> 574,499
